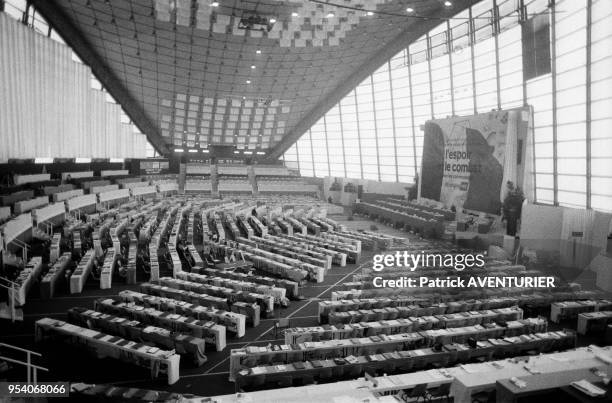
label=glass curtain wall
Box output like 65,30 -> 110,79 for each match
283,0 -> 612,212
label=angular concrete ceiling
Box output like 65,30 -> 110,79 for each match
34,0 -> 471,158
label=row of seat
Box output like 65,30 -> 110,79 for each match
35,317 -> 180,385
118,289 -> 247,337
93,297 -> 227,352
317,291 -> 604,323
140,282 -> 261,327
286,306 -> 524,343
234,330 -> 576,391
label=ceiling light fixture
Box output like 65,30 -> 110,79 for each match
211,1 -> 219,7
291,12 -> 299,17
188,149 -> 198,153
326,12 -> 335,18
444,1 -> 452,6
251,65 -> 256,69
34,157 -> 53,164
406,7 -> 414,13
366,11 -> 373,16
174,148 -> 184,153
239,15 -> 276,32
246,80 -> 251,84
256,49 -> 261,54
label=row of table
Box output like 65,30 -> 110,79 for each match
35,318 -> 180,385
286,307 -> 523,343
233,331 -> 576,390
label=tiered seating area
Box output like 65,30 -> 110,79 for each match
257,177 -> 319,194
185,176 -> 213,193
217,165 -> 248,176
217,176 -> 252,194
252,165 -> 296,177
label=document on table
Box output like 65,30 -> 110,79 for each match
250,367 -> 266,375
460,363 -> 488,373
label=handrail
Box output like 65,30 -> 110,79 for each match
0,275 -> 19,288
0,276 -> 19,322
11,238 -> 30,249
0,356 -> 48,372
0,343 -> 42,357
0,343 -> 47,383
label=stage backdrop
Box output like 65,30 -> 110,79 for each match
419,108 -> 531,215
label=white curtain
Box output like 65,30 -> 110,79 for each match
521,106 -> 536,202
500,110 -> 519,201
0,14 -> 147,161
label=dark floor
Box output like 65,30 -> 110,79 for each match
0,215 -> 609,398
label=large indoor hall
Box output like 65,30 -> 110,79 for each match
1,0 -> 612,402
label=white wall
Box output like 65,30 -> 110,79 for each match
520,202 -> 612,269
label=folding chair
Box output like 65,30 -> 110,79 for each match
426,382 -> 452,402
404,383 -> 428,402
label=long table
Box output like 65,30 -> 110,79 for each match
94,297 -> 226,352
212,241 -> 321,283
496,367 -> 609,402
230,331 -> 424,381
201,267 -> 299,299
211,345 -> 606,403
450,345 -> 611,401
354,202 -> 445,238
318,297 -> 520,323
157,276 -> 274,315
35,318 -> 180,384
40,252 -> 71,299
176,271 -> 285,306
11,256 -> 43,305
67,308 -> 207,366
550,300 -> 612,323
119,290 -> 246,337
234,331 -> 575,389
140,282 -> 230,311
231,320 -> 547,382
70,249 -> 95,294
578,311 -> 612,335
286,307 -> 523,344
100,249 -> 116,289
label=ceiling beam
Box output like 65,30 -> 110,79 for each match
32,0 -> 170,156
266,0 -> 472,161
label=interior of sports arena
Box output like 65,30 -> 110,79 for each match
1,0 -> 612,401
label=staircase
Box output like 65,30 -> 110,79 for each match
211,164 -> 219,197
247,166 -> 258,195
178,163 -> 186,193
